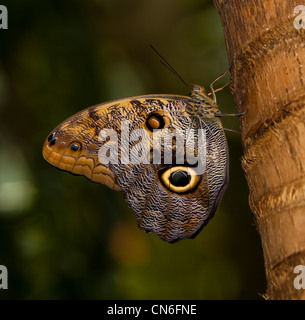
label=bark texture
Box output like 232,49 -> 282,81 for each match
214,0 -> 305,299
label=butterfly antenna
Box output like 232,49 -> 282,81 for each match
149,44 -> 189,90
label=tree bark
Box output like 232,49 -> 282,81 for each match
213,0 -> 305,299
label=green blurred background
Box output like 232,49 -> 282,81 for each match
0,0 -> 265,299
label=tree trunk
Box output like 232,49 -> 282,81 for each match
213,0 -> 305,299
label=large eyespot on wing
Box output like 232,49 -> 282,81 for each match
159,166 -> 200,194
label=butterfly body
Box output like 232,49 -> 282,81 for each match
43,85 -> 228,242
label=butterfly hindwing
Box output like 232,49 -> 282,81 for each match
43,89 -> 228,242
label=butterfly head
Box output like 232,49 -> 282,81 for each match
190,83 -> 206,95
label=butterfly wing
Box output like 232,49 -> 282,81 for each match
43,94 -> 228,242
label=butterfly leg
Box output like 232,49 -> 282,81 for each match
216,110 -> 247,117
223,127 -> 241,134
209,68 -> 230,103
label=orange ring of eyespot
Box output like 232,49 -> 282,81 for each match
160,166 -> 199,193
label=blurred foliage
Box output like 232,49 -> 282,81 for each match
0,0 -> 265,299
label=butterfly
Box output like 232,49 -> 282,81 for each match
42,51 -> 243,243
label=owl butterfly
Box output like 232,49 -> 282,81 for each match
43,72 -> 233,243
